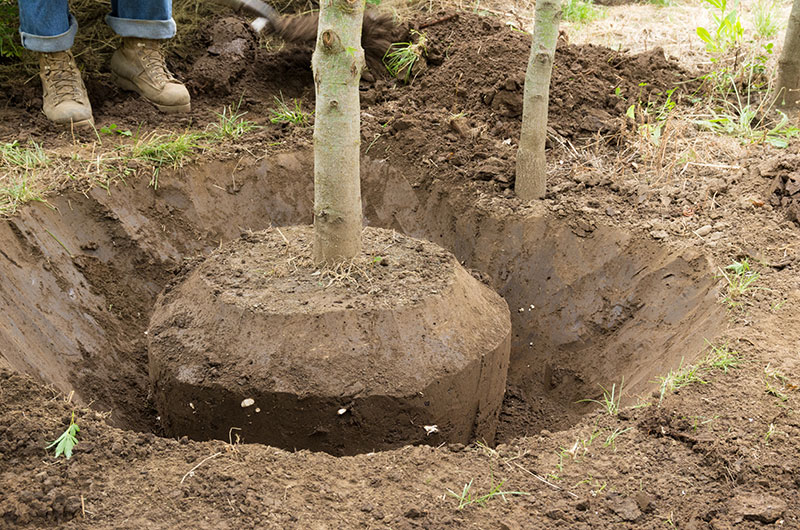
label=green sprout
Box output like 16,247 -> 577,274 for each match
383,31 -> 427,83
47,411 -> 80,459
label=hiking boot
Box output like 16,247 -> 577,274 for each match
110,38 -> 190,113
39,50 -> 94,127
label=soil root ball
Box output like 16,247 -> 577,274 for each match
147,226 -> 511,455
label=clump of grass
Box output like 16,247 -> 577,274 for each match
47,411 -> 79,459
447,474 -> 529,510
1,140 -> 49,170
207,99 -> 258,140
603,427 -> 631,450
578,379 -> 624,415
0,1 -> 22,59
130,131 -> 205,189
718,258 -> 763,308
562,0 -> 604,25
657,358 -> 708,404
763,363 -> 793,401
383,30 -> 427,83
270,95 -> 312,126
702,342 -> 741,372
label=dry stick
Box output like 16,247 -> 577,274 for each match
417,13 -> 459,30
180,452 -> 222,484
515,0 -> 561,201
512,461 -> 579,499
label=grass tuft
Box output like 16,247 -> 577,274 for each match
270,95 -> 312,126
447,474 -> 529,510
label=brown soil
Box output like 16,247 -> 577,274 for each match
2,8 -> 800,530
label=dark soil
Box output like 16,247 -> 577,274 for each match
2,8 -> 800,530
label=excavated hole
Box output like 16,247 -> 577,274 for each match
0,151 -> 725,448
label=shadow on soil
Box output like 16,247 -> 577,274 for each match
0,150 -> 725,447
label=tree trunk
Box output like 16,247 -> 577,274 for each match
311,0 -> 365,265
515,0 -> 561,201
777,0 -> 800,109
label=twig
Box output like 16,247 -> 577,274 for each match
512,461 -> 579,498
275,226 -> 290,245
418,13 -> 459,29
180,452 -> 222,484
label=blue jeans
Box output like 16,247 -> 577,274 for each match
19,0 -> 176,52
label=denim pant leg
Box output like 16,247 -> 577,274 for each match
18,0 -> 78,52
106,0 -> 176,40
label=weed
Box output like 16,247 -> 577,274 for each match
603,427 -> 631,450
383,31 -> 427,83
270,95 -> 312,126
447,474 -> 529,510
100,123 -> 133,137
578,379 -> 624,415
696,0 -> 743,53
47,411 -> 79,459
207,99 -> 258,140
752,0 -> 780,39
0,173 -> 46,215
562,0 -> 604,24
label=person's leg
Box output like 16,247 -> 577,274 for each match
105,0 -> 176,39
18,1 -> 93,126
107,0 -> 190,113
18,0 -> 76,52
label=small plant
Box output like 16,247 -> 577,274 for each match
562,0 -> 604,24
447,475 -> 529,510
578,380 -> 624,415
719,259 -> 760,297
752,0 -> 780,39
696,0 -> 744,53
47,411 -> 79,459
207,99 -> 258,139
269,95 -> 312,126
100,123 -> 133,137
703,342 -> 742,373
763,363 -> 793,401
764,423 -> 776,443
383,31 -> 427,83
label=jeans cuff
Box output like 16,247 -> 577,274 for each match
19,14 -> 78,52
105,15 -> 176,39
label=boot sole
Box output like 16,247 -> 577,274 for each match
111,73 -> 191,114
56,117 -> 95,128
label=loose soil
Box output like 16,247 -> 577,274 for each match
1,7 -> 800,530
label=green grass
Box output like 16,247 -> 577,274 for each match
447,475 -> 529,510
603,427 -> 631,450
656,342 -> 744,404
752,0 -> 780,39
562,0 -> 604,25
207,99 -> 258,140
702,342 -> 742,373
269,95 -> 312,126
657,358 -> 709,404
0,1 -> 22,59
718,259 -> 764,308
0,141 -> 50,215
130,131 -> 205,189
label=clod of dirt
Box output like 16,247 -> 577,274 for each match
757,148 -> 800,224
190,17 -> 256,95
147,225 -> 511,455
729,492 -> 787,524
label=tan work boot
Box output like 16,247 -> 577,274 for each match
110,38 -> 190,113
39,50 -> 94,127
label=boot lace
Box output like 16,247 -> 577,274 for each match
138,42 -> 175,86
42,53 -> 83,105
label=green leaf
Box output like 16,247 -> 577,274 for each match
696,27 -> 713,44
626,105 -> 636,120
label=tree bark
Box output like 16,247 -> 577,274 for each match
777,0 -> 800,109
311,0 -> 365,264
515,0 -> 561,201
